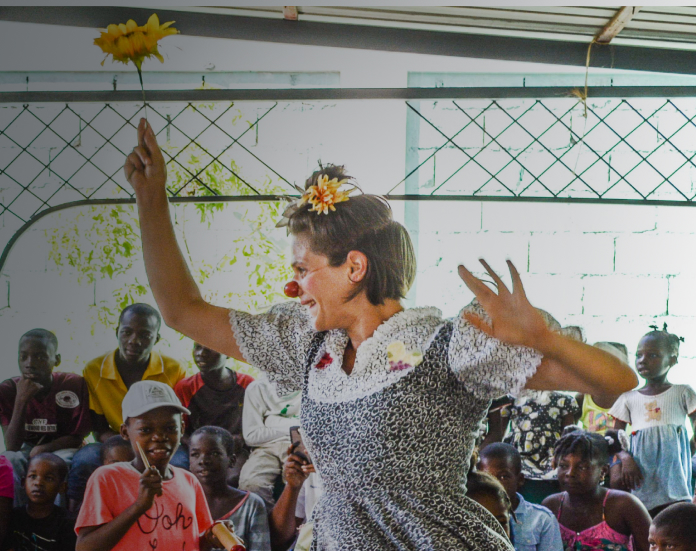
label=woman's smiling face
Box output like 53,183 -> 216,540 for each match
291,234 -> 353,332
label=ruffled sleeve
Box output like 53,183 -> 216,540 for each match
448,300 -> 543,401
229,301 -> 316,395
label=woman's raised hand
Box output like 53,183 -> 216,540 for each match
458,259 -> 550,350
124,118 -> 167,195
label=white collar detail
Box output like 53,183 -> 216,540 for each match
306,307 -> 445,403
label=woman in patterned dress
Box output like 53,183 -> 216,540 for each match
124,118 -> 638,550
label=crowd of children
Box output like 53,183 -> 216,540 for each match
3,304 -> 696,550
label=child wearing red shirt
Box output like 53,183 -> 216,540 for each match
75,381 -> 227,551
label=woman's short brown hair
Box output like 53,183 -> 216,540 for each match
287,164 -> 416,306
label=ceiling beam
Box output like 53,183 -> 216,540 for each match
595,6 -> 642,44
2,6 -> 696,76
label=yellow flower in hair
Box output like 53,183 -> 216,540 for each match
301,174 -> 354,215
94,14 -> 178,71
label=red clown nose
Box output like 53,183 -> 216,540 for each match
284,281 -> 299,298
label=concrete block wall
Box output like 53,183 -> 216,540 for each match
414,200 -> 696,389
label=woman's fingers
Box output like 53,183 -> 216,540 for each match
506,260 -> 527,298
137,117 -> 146,149
458,264 -> 496,303
125,152 -> 144,183
132,146 -> 152,167
143,120 -> 165,164
479,259 -> 510,295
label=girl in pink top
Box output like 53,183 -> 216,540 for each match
542,431 -> 651,551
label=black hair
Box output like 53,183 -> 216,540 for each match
287,164 -> 416,306
466,470 -> 512,510
652,502 -> 696,543
119,303 -> 162,331
644,323 -> 684,357
100,435 -> 134,463
190,426 -> 241,458
479,443 -> 522,475
20,329 -> 58,354
554,429 -> 621,466
27,453 -> 68,482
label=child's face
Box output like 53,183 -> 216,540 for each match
121,407 -> 183,472
18,337 -> 60,389
103,445 -> 136,465
189,433 -> 233,486
636,335 -> 676,381
116,311 -> 160,367
193,343 -> 227,373
25,459 -> 65,506
470,493 -> 511,539
556,452 -> 606,495
478,456 -> 523,502
648,523 -> 693,551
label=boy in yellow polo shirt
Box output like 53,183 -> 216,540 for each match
67,303 -> 187,514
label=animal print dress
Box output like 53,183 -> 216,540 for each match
230,300 -> 542,550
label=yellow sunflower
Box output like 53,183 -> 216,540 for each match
94,14 -> 178,71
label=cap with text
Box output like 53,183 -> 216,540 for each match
122,380 -> 190,421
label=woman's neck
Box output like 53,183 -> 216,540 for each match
344,299 -> 404,351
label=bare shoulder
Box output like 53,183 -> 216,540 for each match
607,489 -> 648,514
541,492 -> 563,513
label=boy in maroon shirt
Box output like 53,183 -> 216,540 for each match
175,342 -> 254,484
0,329 -> 90,506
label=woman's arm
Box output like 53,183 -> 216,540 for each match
458,260 -> 638,396
125,118 -> 244,361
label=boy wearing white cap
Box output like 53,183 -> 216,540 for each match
74,381 -> 226,551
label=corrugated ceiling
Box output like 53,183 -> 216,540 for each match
212,6 -> 696,45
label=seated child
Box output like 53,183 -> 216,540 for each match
238,379 -> 301,507
0,456 -> 13,548
4,453 -> 76,551
542,430 -> 651,551
100,436 -> 135,465
269,444 -> 324,551
649,502 -> 696,551
466,470 -> 513,542
189,426 -> 271,551
175,343 -> 254,484
0,329 -> 90,506
75,381 -> 226,551
479,443 -> 563,551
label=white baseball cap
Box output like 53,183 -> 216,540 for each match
122,380 -> 190,421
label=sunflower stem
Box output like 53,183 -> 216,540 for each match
137,67 -> 148,120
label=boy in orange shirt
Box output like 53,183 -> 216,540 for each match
75,381 -> 227,551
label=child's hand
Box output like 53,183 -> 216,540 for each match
284,445 -> 314,490
135,466 -> 163,513
16,377 -> 43,403
618,453 -> 644,490
202,521 -> 245,551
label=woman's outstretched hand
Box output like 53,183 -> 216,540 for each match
458,259 -> 550,350
124,118 -> 167,195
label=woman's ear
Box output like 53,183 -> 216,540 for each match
345,250 -> 368,283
